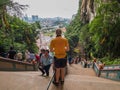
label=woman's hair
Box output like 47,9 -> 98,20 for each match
56,29 -> 62,36
41,49 -> 45,52
45,49 -> 49,53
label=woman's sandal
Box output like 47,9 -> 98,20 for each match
53,81 -> 59,86
61,81 -> 64,85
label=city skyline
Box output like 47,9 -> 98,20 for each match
13,0 -> 79,18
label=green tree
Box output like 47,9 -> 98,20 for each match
89,1 -> 120,58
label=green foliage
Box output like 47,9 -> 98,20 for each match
0,15 -> 41,53
14,43 -> 26,52
89,1 -> 120,58
44,31 -> 54,37
79,24 -> 94,57
65,0 -> 120,65
0,0 -> 9,6
66,33 -> 79,56
65,11 -> 81,56
100,57 -> 120,65
0,0 -> 40,56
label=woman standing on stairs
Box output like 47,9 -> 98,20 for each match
50,28 -> 69,86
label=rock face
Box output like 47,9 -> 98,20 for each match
80,0 -> 95,24
80,0 -> 117,23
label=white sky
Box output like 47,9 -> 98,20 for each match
13,0 -> 79,18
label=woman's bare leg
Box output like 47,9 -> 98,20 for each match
55,68 -> 60,82
61,68 -> 65,81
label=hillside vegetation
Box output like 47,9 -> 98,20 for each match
65,0 -> 120,65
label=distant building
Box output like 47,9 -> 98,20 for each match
23,15 -> 40,23
32,15 -> 39,22
23,14 -> 29,22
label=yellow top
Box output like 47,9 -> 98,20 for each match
50,36 -> 69,58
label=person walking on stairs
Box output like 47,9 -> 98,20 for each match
50,28 -> 69,86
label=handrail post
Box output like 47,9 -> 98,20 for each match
98,70 -> 101,77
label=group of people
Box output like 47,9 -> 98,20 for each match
37,28 -> 70,86
37,28 -> 69,86
0,46 -> 23,61
0,28 -> 105,87
0,28 -> 70,86
68,56 -> 81,65
24,28 -> 69,87
25,50 -> 36,63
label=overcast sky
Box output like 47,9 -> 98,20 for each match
13,0 -> 79,18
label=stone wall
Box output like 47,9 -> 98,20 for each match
0,57 -> 37,71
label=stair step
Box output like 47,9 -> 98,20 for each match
66,74 -> 120,84
49,75 -> 120,90
68,64 -> 96,76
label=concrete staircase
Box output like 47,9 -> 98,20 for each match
49,64 -> 120,90
0,64 -> 120,90
0,71 -> 51,90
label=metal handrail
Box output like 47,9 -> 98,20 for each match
93,62 -> 120,81
46,72 -> 55,90
93,62 -> 101,76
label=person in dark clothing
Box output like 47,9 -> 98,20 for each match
68,56 -> 72,65
38,49 -> 45,72
7,47 -> 16,59
0,46 -> 6,57
38,49 -> 45,65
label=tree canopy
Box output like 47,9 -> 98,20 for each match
0,0 -> 40,54
65,0 -> 120,64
